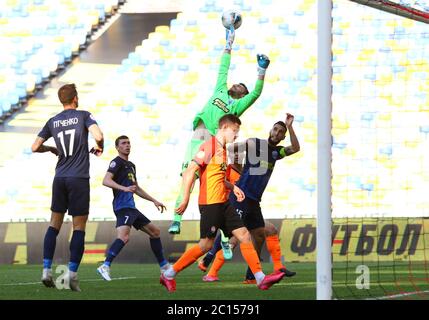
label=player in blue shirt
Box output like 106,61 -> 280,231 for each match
199,113 -> 300,283
32,83 -> 104,291
97,135 -> 170,281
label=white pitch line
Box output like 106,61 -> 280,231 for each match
0,276 -> 137,287
368,290 -> 429,300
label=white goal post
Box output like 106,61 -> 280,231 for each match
317,0 -> 333,301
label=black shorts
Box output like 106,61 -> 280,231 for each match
230,193 -> 265,231
51,177 -> 89,216
114,208 -> 151,230
199,202 -> 244,239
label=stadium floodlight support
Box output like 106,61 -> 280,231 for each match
317,0 -> 333,300
350,0 -> 429,24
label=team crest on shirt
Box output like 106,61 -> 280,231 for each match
272,150 -> 279,160
210,226 -> 216,233
128,173 -> 136,183
220,162 -> 227,171
109,161 -> 116,168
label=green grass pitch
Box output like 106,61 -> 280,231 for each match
0,262 -> 428,300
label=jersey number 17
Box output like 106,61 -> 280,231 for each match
57,129 -> 76,157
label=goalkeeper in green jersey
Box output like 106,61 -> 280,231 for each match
168,26 -> 271,234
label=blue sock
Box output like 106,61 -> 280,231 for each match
43,226 -> 59,269
69,230 -> 85,272
213,233 -> 222,252
202,233 -> 222,267
104,238 -> 126,266
245,266 -> 255,280
149,237 -> 168,267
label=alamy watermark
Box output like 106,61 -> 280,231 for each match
355,265 -> 370,289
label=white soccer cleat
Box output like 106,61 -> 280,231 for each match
69,272 -> 81,292
97,264 -> 112,281
41,268 -> 55,288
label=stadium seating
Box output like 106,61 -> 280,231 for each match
0,0 -> 122,122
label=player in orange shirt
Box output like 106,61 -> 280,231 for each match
199,115 -> 299,283
196,156 -> 243,266
159,115 -> 286,292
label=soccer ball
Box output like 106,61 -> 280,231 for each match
221,10 -> 242,30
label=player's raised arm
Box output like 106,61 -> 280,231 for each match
88,123 -> 104,156
224,27 -> 235,54
231,54 -> 270,117
134,185 -> 167,213
256,54 -> 270,80
282,113 -> 300,157
102,172 -> 136,193
214,28 -> 235,91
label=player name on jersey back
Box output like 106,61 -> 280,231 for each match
53,117 -> 79,128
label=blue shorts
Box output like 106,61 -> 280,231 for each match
229,193 -> 265,231
114,208 -> 151,230
51,177 -> 89,216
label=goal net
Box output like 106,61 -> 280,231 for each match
330,0 -> 429,299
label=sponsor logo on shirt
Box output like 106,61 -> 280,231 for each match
212,98 -> 230,113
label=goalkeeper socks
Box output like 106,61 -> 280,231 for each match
173,244 -> 205,274
150,237 -> 168,268
173,213 -> 182,223
266,235 -> 284,271
207,250 -> 225,278
239,242 -> 262,276
43,226 -> 59,269
69,230 -> 85,272
104,238 -> 126,266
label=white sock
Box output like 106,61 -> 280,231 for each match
160,263 -> 170,272
254,271 -> 265,285
69,271 -> 77,278
163,265 -> 176,279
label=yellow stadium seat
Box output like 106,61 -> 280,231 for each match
155,26 -> 170,33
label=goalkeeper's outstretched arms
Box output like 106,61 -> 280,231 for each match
231,54 -> 271,117
256,53 -> 270,80
224,27 -> 235,54
215,27 -> 235,91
